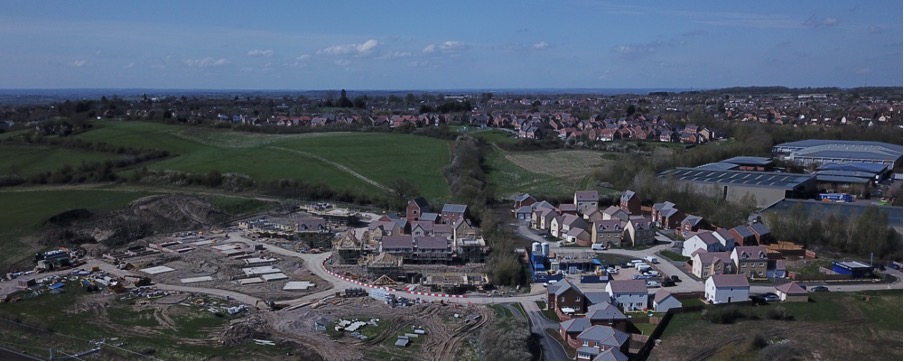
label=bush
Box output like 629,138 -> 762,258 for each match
766,307 -> 794,321
707,306 -> 745,324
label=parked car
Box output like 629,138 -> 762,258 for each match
810,285 -> 829,292
762,293 -> 780,302
670,275 -> 681,283
661,279 -> 676,287
645,280 -> 660,288
749,295 -> 767,304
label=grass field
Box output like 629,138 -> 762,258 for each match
652,290 -> 903,361
0,189 -> 152,269
0,145 -> 120,178
67,121 -> 451,200
486,145 -> 618,199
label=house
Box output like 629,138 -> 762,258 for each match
590,348 -> 629,361
619,190 -> 641,215
548,279 -> 587,315
560,318 -> 593,349
380,235 -> 415,258
566,227 -> 593,246
704,274 -> 750,304
418,212 -> 441,224
747,223 -> 775,245
574,191 -> 599,215
575,326 -> 631,361
651,202 -> 684,229
605,280 -> 648,311
406,197 -> 431,222
297,217 -> 329,233
624,216 -> 655,247
559,203 -> 578,215
515,205 -> 533,222
585,301 -> 628,331
731,246 -> 769,278
532,207 -> 558,231
601,206 -> 629,222
452,217 -> 478,241
591,220 -> 625,248
775,282 -> 808,302
583,207 -> 605,221
730,225 -> 757,246
767,259 -> 787,279
679,215 -> 711,238
713,228 -> 737,250
552,214 -> 588,239
690,251 -> 733,279
441,204 -> 468,224
410,220 -> 435,237
681,231 -> 725,257
368,220 -> 406,242
514,193 -> 537,209
651,290 -> 683,312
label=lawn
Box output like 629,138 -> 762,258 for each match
0,189 -> 152,269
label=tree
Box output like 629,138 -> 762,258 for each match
337,89 -> 354,108
385,178 -> 419,211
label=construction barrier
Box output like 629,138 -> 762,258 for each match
321,257 -> 465,298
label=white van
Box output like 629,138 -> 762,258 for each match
644,256 -> 659,264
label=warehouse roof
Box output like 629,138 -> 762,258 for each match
815,174 -> 872,184
818,163 -> 888,174
774,140 -> 902,163
659,168 -> 814,189
722,156 -> 774,166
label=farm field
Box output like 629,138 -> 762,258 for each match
0,145 -> 119,178
651,290 -> 903,361
65,121 -> 451,200
486,146 -> 616,199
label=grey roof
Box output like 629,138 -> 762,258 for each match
748,223 -> 770,236
653,201 -> 676,211
586,302 -> 626,321
816,169 -> 882,179
560,317 -> 592,333
532,200 -> 555,210
576,326 -> 630,347
818,162 -> 888,174
620,190 -> 636,201
790,142 -> 902,163
416,236 -> 448,250
815,174 -> 872,184
660,168 -> 815,189
575,190 -> 599,202
607,280 -> 647,294
382,235 -> 414,249
516,205 -> 533,214
709,274 -> 750,288
731,225 -> 754,238
420,212 -> 440,221
410,197 -> 430,210
775,282 -> 807,295
695,162 -> 740,171
774,139 -> 902,153
595,220 -> 623,232
554,279 -> 582,296
577,346 -> 601,356
715,229 -> 734,243
653,289 -> 676,304
515,193 -> 534,202
593,348 -> 630,361
722,156 -> 774,166
585,291 -> 611,305
696,231 -> 721,246
682,215 -> 703,227
442,204 -> 468,213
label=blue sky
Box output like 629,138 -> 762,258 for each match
0,0 -> 900,90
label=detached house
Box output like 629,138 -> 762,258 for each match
651,201 -> 684,229
406,197 -> 431,222
552,214 -> 587,239
605,280 -> 648,311
679,215 -> 711,238
601,206 -> 630,222
704,274 -> 750,304
591,220 -> 625,248
574,191 -> 599,215
575,326 -> 631,361
731,246 -> 769,278
651,290 -> 683,312
681,231 -> 725,257
441,204 -> 468,224
532,207 -> 558,231
690,251 -> 734,279
624,216 -> 655,247
548,279 -> 587,315
619,190 -> 641,215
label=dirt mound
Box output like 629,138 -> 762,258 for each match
41,194 -> 228,248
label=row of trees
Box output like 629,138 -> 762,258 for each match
764,203 -> 902,261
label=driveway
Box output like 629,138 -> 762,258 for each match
521,299 -> 570,361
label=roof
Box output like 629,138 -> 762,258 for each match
409,197 -> 430,209
607,279 -> 647,294
420,212 -> 440,221
714,228 -> 734,243
709,274 -> 750,288
695,162 -> 741,171
603,206 -> 627,217
575,190 -> 599,202
620,190 -> 636,201
734,246 -> 768,260
553,279 -> 582,296
658,168 -> 814,189
559,203 -> 578,212
653,201 -> 676,211
515,193 -> 535,202
748,223 -> 770,236
694,251 -> 732,265
594,220 -> 624,232
584,291 -> 611,305
682,215 -> 703,227
586,301 -> 626,321
774,139 -> 902,153
731,225 -> 754,238
815,174 -> 873,184
560,317 -> 592,333
817,162 -> 888,174
722,156 -> 774,166
566,227 -> 588,237
653,289 -> 676,304
381,235 -> 414,249
532,200 -> 555,210
786,141 -> 903,163
576,326 -> 630,347
694,231 -> 721,246
593,348 -> 630,361
775,282 -> 807,295
442,204 -> 468,213
416,236 -> 448,250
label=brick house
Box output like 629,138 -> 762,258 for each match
619,190 -> 641,215
406,197 -> 430,222
731,245 -> 769,278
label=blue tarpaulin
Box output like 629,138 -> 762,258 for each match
49,282 -> 65,289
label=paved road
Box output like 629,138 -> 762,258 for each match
522,298 -> 570,361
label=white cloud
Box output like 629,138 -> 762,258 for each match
377,51 -> 413,59
69,60 -> 87,67
317,39 -> 380,55
423,40 -> 466,54
803,15 -> 840,28
247,49 -> 273,57
184,57 -> 229,67
532,41 -> 549,49
296,54 -> 311,60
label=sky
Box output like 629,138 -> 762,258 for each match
0,0 -> 901,90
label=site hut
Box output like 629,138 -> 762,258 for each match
657,167 -> 818,208
831,261 -> 874,279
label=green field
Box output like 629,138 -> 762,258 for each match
69,121 -> 451,200
486,145 -> 613,199
0,145 -> 120,178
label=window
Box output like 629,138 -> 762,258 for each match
583,340 -> 589,347
576,297 -> 581,302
